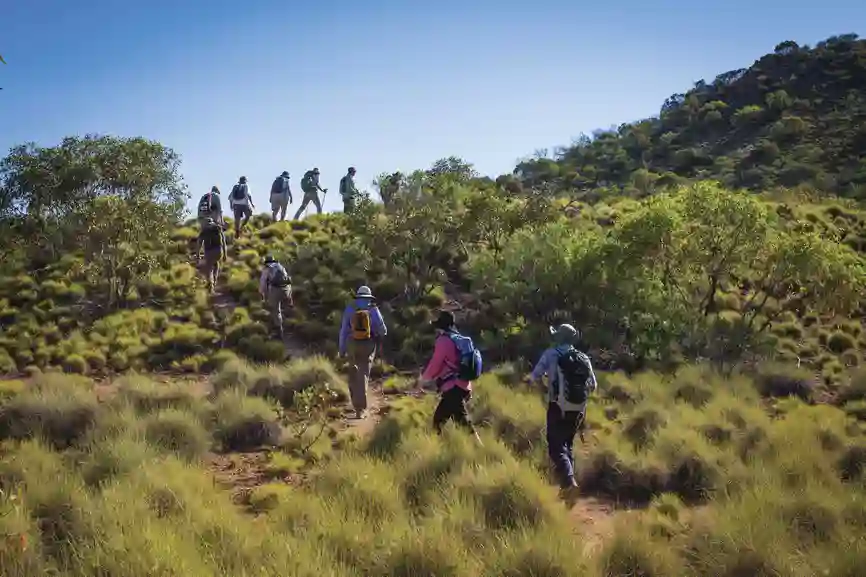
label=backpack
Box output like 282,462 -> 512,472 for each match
197,193 -> 213,217
446,332 -> 483,383
301,171 -> 314,193
554,348 -> 592,412
350,308 -> 372,341
339,176 -> 348,196
201,226 -> 222,251
267,263 -> 291,287
232,183 -> 247,201
270,177 -> 285,196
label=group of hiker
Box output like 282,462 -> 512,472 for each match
193,170 -> 598,500
334,282 -> 596,499
196,166 -> 361,235
193,166 -> 362,292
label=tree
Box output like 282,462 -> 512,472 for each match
0,135 -> 188,265
74,195 -> 175,310
0,135 -> 189,310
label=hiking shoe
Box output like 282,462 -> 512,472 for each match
355,409 -> 366,420
560,480 -> 580,505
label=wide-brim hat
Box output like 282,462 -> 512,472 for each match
354,285 -> 374,299
550,323 -> 580,342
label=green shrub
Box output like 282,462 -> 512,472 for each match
0,376 -> 100,449
753,362 -> 815,401
210,389 -> 282,451
143,409 -> 211,460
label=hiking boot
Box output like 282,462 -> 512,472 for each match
355,409 -> 366,420
560,478 -> 580,504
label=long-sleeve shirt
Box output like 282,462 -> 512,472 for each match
530,344 -> 598,405
311,174 -> 324,193
421,334 -> 471,393
342,174 -> 358,198
338,299 -> 387,354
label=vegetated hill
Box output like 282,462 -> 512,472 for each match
515,33 -> 866,199
2,136 -> 866,573
1,136 -> 866,394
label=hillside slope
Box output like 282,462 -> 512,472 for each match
516,34 -> 866,198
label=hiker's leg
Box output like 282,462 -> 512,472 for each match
347,342 -> 366,414
356,340 -> 376,411
279,196 -> 288,221
561,410 -> 581,485
313,194 -> 322,214
242,206 -> 252,229
293,197 -> 309,220
452,387 -> 478,436
233,207 -> 243,236
432,388 -> 456,433
266,288 -> 283,337
546,403 -> 572,488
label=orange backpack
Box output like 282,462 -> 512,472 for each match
351,309 -> 372,340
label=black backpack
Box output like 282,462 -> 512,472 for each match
270,177 -> 284,195
232,183 -> 247,201
301,171 -> 315,193
268,263 -> 291,287
554,349 -> 592,410
197,193 -> 213,217
339,176 -> 348,196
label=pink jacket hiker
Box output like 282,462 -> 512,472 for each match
421,334 -> 472,394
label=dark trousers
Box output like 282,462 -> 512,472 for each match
433,386 -> 475,433
546,403 -> 584,488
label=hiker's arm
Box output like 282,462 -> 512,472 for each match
527,351 -> 551,384
195,235 -> 204,257
585,356 -> 598,393
288,184 -> 293,204
220,233 -> 227,259
338,309 -> 350,356
371,307 -> 387,337
420,337 -> 447,387
258,269 -> 269,298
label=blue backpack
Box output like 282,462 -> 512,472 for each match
446,332 -> 483,382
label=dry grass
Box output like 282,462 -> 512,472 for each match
0,361 -> 864,576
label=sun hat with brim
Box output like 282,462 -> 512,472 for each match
263,255 -> 276,264
550,323 -> 580,343
354,285 -> 374,299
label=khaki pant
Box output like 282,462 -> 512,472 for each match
348,339 -> 377,412
202,248 -> 222,291
270,192 -> 290,221
293,192 -> 322,220
266,285 -> 293,334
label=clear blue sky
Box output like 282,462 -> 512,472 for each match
0,1 -> 861,215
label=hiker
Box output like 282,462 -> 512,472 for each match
293,168 -> 326,219
258,255 -> 293,339
270,171 -> 293,222
339,166 -> 359,214
195,217 -> 226,293
230,176 -> 255,237
196,186 -> 224,229
527,323 -> 598,497
338,285 -> 387,419
418,311 -> 483,445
